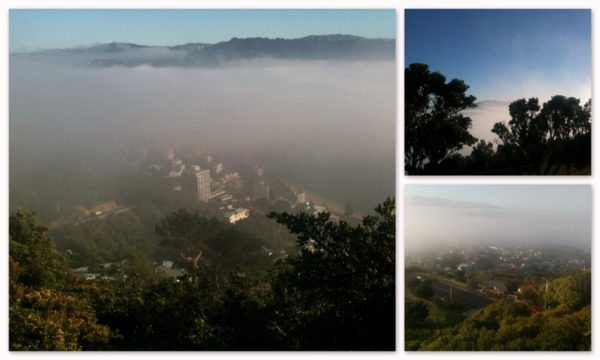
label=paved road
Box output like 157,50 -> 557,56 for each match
82,205 -> 136,222
423,276 -> 495,308
50,205 -> 137,229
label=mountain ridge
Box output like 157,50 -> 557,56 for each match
12,34 -> 395,67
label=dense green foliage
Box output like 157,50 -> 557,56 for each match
267,197 -> 396,349
28,171 -> 295,270
10,198 -> 395,351
421,300 -> 591,351
51,210 -> 159,267
406,300 -> 429,327
10,211 -> 117,350
10,288 -> 115,351
405,271 -> 591,351
546,272 -> 591,311
10,211 -> 68,290
156,209 -> 272,290
414,280 -> 434,300
405,63 -> 591,175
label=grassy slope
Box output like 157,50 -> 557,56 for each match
405,289 -> 466,350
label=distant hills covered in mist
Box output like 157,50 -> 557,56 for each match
12,34 -> 395,67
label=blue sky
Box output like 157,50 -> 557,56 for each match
10,9 -> 396,52
405,9 -> 591,102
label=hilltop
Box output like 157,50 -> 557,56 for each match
12,35 -> 395,67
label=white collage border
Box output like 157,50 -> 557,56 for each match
1,0 -> 598,359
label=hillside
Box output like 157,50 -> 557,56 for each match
12,35 -> 395,67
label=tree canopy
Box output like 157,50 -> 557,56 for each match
404,63 -> 592,175
267,197 -> 395,350
10,199 -> 396,351
405,63 -> 477,174
493,96 -> 591,175
405,271 -> 591,351
10,210 -> 68,290
9,211 -> 117,350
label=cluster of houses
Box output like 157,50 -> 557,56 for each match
71,260 -> 188,282
479,280 -> 541,298
142,149 -> 253,224
121,146 -> 349,229
479,281 -> 544,312
407,245 -> 589,275
70,146 -> 349,286
407,244 -> 591,313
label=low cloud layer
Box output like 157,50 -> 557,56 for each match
462,100 -> 510,150
407,196 -> 506,218
463,95 -> 591,154
10,57 -> 395,213
404,187 -> 591,255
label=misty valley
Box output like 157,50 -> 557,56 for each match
19,145 -> 373,268
404,184 -> 592,352
9,32 -> 395,351
405,244 -> 591,351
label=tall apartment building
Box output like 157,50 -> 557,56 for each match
297,191 -> 306,204
196,169 -> 211,202
254,179 -> 270,200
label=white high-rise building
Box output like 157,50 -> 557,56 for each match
297,192 -> 306,203
196,169 -> 211,202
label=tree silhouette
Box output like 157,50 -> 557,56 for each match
491,98 -> 545,174
492,96 -> 591,175
404,63 -> 591,175
405,63 -> 477,174
539,96 -> 591,174
267,197 -> 395,350
465,140 -> 495,174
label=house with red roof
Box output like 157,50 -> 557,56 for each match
518,284 -> 539,295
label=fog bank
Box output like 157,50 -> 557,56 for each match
404,185 -> 591,255
10,58 -> 395,213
